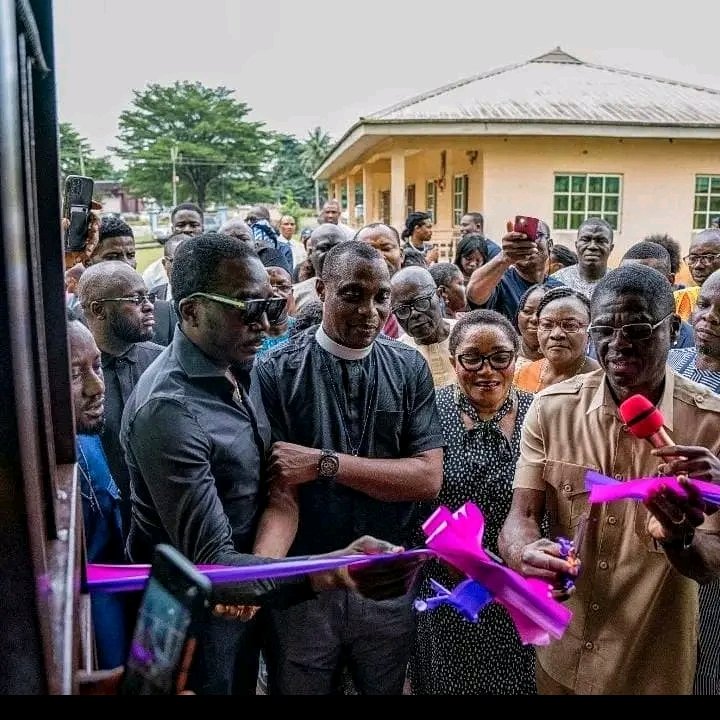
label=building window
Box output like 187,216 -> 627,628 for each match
693,175 -> 720,229
426,181 -> 437,223
340,184 -> 347,210
553,174 -> 621,231
453,175 -> 468,226
406,184 -> 416,215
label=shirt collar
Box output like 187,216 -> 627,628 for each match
587,369 -> 675,432
101,344 -> 139,368
173,328 -> 230,379
316,324 -> 373,360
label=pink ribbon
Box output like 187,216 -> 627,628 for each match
585,471 -> 720,506
420,503 -> 572,646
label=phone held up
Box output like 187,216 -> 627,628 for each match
119,544 -> 211,696
62,175 -> 94,251
513,215 -> 540,242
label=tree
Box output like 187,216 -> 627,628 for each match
114,81 -> 273,208
59,122 -> 120,181
264,133 -> 315,207
299,126 -> 333,210
299,126 -> 332,176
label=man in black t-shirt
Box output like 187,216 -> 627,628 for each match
254,240 -> 444,695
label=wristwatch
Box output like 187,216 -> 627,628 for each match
317,448 -> 339,479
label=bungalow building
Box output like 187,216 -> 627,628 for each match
314,48 -> 720,261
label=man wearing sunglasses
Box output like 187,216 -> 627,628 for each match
253,239 -> 444,695
499,264 -> 720,695
77,261 -> 164,536
120,233 -> 423,695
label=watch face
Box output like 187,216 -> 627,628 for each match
319,453 -> 338,477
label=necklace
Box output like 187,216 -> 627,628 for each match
76,441 -> 101,514
536,356 -> 586,392
319,349 -> 377,456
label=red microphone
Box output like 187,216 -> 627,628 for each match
618,394 -> 674,450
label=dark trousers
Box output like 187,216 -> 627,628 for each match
188,613 -> 263,695
264,588 -> 415,695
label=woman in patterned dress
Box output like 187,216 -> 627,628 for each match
409,309 -> 537,695
668,268 -> 720,696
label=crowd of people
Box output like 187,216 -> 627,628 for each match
63,198 -> 720,695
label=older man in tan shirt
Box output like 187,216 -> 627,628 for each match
499,264 -> 720,695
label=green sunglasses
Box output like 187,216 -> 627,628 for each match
185,292 -> 287,324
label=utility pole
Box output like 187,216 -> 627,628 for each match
170,141 -> 179,207
79,149 -> 85,176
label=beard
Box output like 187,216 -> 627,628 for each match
77,416 -> 105,436
110,312 -> 153,343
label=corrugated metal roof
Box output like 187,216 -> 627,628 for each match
365,48 -> 720,126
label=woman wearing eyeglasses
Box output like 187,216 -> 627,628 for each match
514,287 -> 599,393
409,309 -> 537,695
668,267 -> 720,696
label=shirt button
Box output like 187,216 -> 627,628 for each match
614,474 -> 623,480
584,641 -> 594,650
695,394 -> 705,403
608,516 -> 617,525
591,603 -> 600,611
599,560 -> 609,570
563,484 -> 572,493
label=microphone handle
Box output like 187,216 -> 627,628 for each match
648,428 -> 687,462
648,428 -> 674,449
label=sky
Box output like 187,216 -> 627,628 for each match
54,0 -> 720,159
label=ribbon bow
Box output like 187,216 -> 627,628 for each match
416,503 -> 572,646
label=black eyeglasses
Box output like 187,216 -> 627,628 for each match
185,292 -> 286,324
392,292 -> 435,320
587,313 -> 673,343
537,319 -> 588,334
683,253 -> 720,266
96,293 -> 157,306
455,350 -> 515,372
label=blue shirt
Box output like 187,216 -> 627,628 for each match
470,266 -> 563,321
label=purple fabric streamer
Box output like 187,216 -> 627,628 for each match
585,471 -> 720,506
418,503 -> 572,646
87,549 -> 431,594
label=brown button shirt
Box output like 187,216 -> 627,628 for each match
514,368 -> 720,695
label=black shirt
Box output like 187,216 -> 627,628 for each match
101,341 -> 164,534
254,327 -> 445,555
120,329 -> 304,605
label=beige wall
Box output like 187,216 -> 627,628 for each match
329,134 -> 720,264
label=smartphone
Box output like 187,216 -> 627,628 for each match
63,175 -> 94,251
119,544 -> 211,695
514,215 -> 540,241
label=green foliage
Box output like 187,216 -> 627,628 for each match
300,126 -> 332,175
264,133 -> 315,206
113,81 -> 273,208
279,191 -> 303,222
59,122 -> 120,181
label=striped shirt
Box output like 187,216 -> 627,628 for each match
668,347 -> 720,696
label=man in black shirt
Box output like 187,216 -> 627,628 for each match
120,233 -> 421,695
254,240 -> 444,694
77,261 -> 164,536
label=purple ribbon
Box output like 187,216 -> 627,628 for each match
87,549 -> 431,594
417,503 -> 572,646
585,471 -> 720,506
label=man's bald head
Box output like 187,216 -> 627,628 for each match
77,260 -> 144,308
220,218 -> 254,246
308,224 -> 346,276
390,265 -> 436,295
